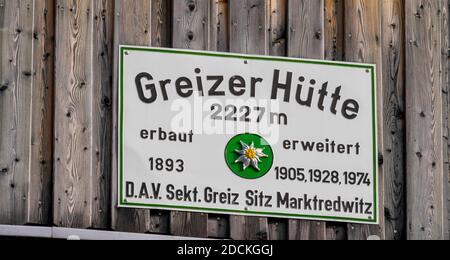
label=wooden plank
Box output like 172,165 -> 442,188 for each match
441,0 -> 450,240
208,0 -> 231,238
210,0 -> 229,52
324,0 -> 348,240
228,0 -> 269,240
269,0 -> 287,57
54,0 -> 113,229
287,0 -> 327,241
324,0 -> 344,61
229,0 -> 268,55
170,0 -> 210,238
208,214 -> 230,239
446,0 -> 450,240
266,0 -> 288,240
344,0 -> 384,240
112,0 -> 172,234
152,0 -> 172,48
405,0 -> 447,240
0,0 -> 54,226
381,0 -> 406,241
288,0 -> 324,59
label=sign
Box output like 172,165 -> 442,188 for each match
118,46 -> 379,224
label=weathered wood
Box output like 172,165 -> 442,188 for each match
445,0 -> 450,241
208,215 -> 230,238
269,0 -> 287,57
208,0 -> 232,239
381,0 -> 406,241
324,0 -> 347,239
152,0 -> 172,48
210,0 -> 229,52
405,0 -> 447,240
268,219 -> 287,240
286,0 -> 327,240
229,0 -> 268,55
266,0 -> 289,241
324,0 -> 344,61
54,0 -> 113,229
112,0 -> 172,234
344,0 -> 385,240
170,0 -> 210,238
288,0 -> 324,59
0,0 -> 54,226
228,0 -> 270,240
441,0 -> 450,240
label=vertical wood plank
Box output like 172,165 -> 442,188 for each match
381,0 -> 406,240
208,0 -> 231,238
0,0 -> 34,225
269,0 -> 287,57
324,0 -> 348,240
54,0 -> 113,229
441,0 -> 450,240
152,0 -> 172,48
230,0 -> 268,55
228,0 -> 270,240
445,0 -> 450,241
208,214 -> 230,238
112,0 -> 172,235
288,0 -> 324,59
0,0 -> 54,226
405,0 -> 447,240
171,0 -> 210,238
267,0 -> 288,240
112,0 -> 171,234
210,0 -> 229,52
28,0 -> 55,225
345,0 -> 385,240
287,0 -> 327,240
324,0 -> 344,61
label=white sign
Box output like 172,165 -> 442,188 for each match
118,46 -> 379,225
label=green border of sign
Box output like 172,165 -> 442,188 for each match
117,45 -> 379,225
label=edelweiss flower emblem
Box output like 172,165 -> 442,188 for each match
234,141 -> 269,171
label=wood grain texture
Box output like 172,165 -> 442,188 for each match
269,0 -> 286,57
230,0 -> 268,55
441,0 -> 450,240
324,0 -> 347,240
111,0 -> 173,234
324,0 -> 344,61
208,0 -> 231,238
381,0 -> 406,241
111,0 -> 152,233
210,0 -> 229,52
228,0 -> 270,240
405,0 -> 447,240
445,0 -> 450,241
171,0 -> 210,238
0,0 -> 54,226
286,0 -> 327,241
266,0 -> 288,241
344,0 -> 385,240
288,0 -> 324,59
54,0 -> 113,229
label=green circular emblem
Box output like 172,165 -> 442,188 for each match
225,133 -> 274,180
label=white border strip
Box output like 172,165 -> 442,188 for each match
0,225 -> 208,240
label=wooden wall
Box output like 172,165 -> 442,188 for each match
0,0 -> 449,240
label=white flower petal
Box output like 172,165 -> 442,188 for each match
251,159 -> 260,171
243,158 -> 251,170
240,141 -> 249,150
235,149 -> 245,155
257,151 -> 268,158
235,155 -> 246,163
